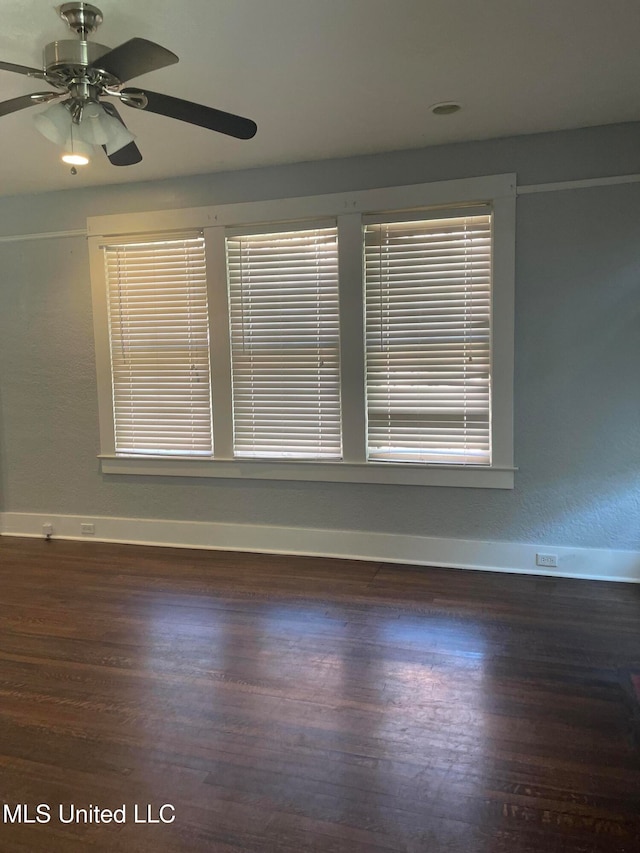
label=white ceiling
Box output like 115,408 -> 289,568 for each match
0,0 -> 639,197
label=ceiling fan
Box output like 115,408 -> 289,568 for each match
0,2 -> 257,169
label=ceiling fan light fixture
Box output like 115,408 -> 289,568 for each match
104,118 -> 136,155
33,101 -> 72,145
61,136 -> 91,165
76,102 -> 117,145
62,152 -> 90,165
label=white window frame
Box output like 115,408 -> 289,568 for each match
88,173 -> 516,488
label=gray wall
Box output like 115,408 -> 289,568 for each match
1,122 -> 639,550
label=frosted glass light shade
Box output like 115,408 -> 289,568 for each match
77,103 -> 136,154
76,102 -> 114,145
104,119 -> 136,155
33,102 -> 72,145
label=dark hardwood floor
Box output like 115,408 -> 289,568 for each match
0,537 -> 638,852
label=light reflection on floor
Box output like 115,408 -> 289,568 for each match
139,594 -> 489,845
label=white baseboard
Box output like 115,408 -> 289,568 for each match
1,511 -> 638,584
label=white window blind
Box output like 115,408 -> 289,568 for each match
364,213 -> 492,465
104,235 -> 213,456
226,226 -> 341,458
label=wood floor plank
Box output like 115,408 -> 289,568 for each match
0,537 -> 638,851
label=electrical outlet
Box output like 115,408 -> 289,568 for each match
42,523 -> 54,537
536,553 -> 558,568
80,522 -> 95,536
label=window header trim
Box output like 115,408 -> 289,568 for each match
87,174 -> 516,239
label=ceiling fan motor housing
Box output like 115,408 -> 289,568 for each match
44,40 -> 111,74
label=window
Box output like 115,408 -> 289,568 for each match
364,213 -> 491,464
89,174 -> 515,487
103,235 -> 212,456
227,226 -> 341,459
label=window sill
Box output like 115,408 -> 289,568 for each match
99,455 -> 515,489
